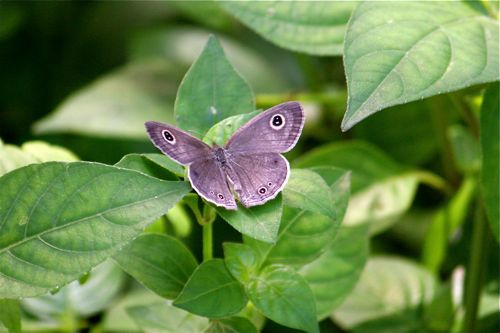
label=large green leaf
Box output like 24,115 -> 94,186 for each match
220,2 -> 357,55
0,299 -> 20,333
247,264 -> 319,333
204,317 -> 258,333
33,60 -> 180,138
332,256 -> 437,330
114,233 -> 198,299
217,195 -> 283,243
127,301 -> 209,333
0,162 -> 190,298
175,35 -> 255,138
296,141 -> 431,234
342,2 -> 499,130
173,259 -> 247,318
115,154 -> 179,180
0,140 -> 78,177
299,223 -> 369,320
480,83 -> 499,242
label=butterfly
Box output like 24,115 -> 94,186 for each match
145,101 -> 304,210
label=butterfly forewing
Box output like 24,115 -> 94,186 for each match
225,101 -> 304,154
145,121 -> 211,165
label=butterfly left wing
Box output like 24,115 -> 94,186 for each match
225,101 -> 304,154
226,152 -> 289,208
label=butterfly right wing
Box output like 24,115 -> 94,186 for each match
145,121 -> 211,165
188,158 -> 237,210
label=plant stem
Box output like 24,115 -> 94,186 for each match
202,222 -> 213,261
461,194 -> 489,333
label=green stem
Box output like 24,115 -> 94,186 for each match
202,222 -> 213,261
461,194 -> 489,333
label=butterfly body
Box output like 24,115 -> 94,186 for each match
145,101 -> 304,210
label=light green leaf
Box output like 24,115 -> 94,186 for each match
247,264 -> 319,333
217,195 -> 283,243
127,301 -> 209,333
22,260 -> 126,318
480,82 -> 499,242
448,125 -> 480,174
114,233 -> 198,299
220,1 -> 357,55
0,299 -> 20,333
175,35 -> 255,138
299,224 -> 369,320
342,2 -> 499,130
173,259 -> 247,318
0,162 -> 191,298
116,154 -> 179,180
0,140 -> 78,177
203,111 -> 260,147
332,256 -> 437,329
33,60 -> 180,138
223,242 -> 260,284
204,317 -> 258,333
142,153 -> 185,177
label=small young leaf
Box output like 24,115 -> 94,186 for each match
480,82 -> 499,242
223,242 -> 260,284
203,111 -> 260,147
0,299 -> 21,333
220,2 -> 357,55
173,259 -> 247,318
127,301 -> 209,333
217,195 -> 283,243
247,264 -> 319,333
342,2 -> 499,130
175,35 -> 255,138
204,317 -> 258,333
0,162 -> 191,298
116,154 -> 179,180
114,233 -> 198,299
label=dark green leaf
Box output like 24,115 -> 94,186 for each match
173,259 -> 247,318
0,162 -> 191,298
116,154 -> 179,180
480,82 -> 499,242
423,285 -> 454,332
127,301 -> 208,333
299,224 -> 369,319
0,299 -> 20,333
204,317 -> 258,333
247,264 -> 319,333
342,2 -> 499,130
114,233 -> 198,299
223,242 -> 260,284
175,35 -> 255,138
34,60 -> 180,138
220,2 -> 356,55
448,125 -> 480,174
217,195 -> 283,243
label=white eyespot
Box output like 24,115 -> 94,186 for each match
217,193 -> 224,200
162,130 -> 176,144
258,187 -> 267,195
269,114 -> 285,130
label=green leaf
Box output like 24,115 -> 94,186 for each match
22,260 -> 126,318
33,60 -> 180,138
114,233 -> 198,299
299,224 -> 369,320
223,242 -> 260,284
0,299 -> 20,333
332,256 -> 437,329
246,168 -> 350,268
168,2 -> 233,30
175,35 -> 255,138
247,264 -> 319,333
173,259 -> 247,318
0,140 -> 78,177
220,2 -> 357,55
203,111 -> 260,146
422,177 -> 476,273
143,153 -> 185,177
423,285 -> 454,332
127,301 -> 209,333
448,125 -> 480,174
296,141 -> 430,234
480,82 -> 499,242
217,195 -> 283,243
283,168 -> 337,219
116,154 -> 179,180
0,162 -> 191,298
204,317 -> 258,333
342,2 -> 499,130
